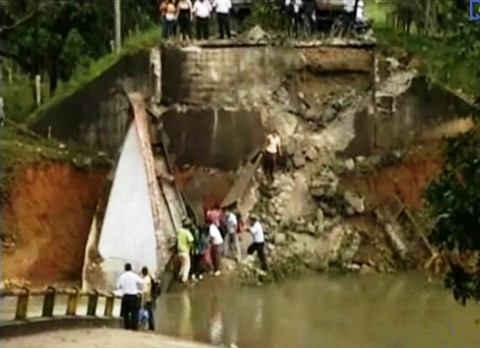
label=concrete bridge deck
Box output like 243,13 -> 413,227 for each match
1,328 -> 215,348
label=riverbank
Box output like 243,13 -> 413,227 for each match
0,328 -> 215,348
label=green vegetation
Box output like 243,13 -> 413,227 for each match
0,121 -> 110,197
1,0 -> 160,123
424,106 -> 480,305
26,28 -> 161,125
366,0 -> 480,96
365,0 -> 480,304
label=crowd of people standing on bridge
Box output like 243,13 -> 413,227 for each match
157,0 -> 366,41
159,0 -> 233,40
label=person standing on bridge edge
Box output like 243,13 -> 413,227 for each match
141,267 -> 156,331
176,218 -> 195,283
213,0 -> 232,39
193,0 -> 212,40
117,263 -> 143,330
285,0 -> 303,37
177,0 -> 193,41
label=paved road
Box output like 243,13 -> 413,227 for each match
1,328 -> 216,348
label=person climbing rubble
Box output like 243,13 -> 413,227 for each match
176,218 -> 195,283
208,215 -> 224,276
224,206 -> 241,262
263,130 -> 282,182
190,223 -> 209,281
247,215 -> 268,272
206,204 -> 225,236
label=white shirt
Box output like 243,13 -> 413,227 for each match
178,0 -> 192,10
213,0 -> 231,14
193,0 -> 212,18
249,221 -> 265,243
209,223 -> 224,245
265,134 -> 281,154
116,271 -> 143,295
285,0 -> 302,13
225,212 -> 238,234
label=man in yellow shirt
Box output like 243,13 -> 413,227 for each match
177,218 -> 195,283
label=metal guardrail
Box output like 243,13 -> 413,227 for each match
0,287 -> 121,322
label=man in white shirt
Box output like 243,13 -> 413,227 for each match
116,263 -> 143,330
263,130 -> 282,182
224,208 -> 241,261
193,0 -> 212,40
285,0 -> 303,37
213,0 -> 232,39
208,217 -> 224,276
247,216 -> 268,271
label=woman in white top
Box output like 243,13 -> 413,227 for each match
263,130 -> 282,182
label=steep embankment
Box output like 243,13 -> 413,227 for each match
1,125 -> 109,286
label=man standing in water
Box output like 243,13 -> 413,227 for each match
177,218 -> 195,283
247,216 -> 268,271
117,263 -> 143,330
263,130 -> 282,182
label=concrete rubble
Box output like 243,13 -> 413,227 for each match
234,53 -> 422,282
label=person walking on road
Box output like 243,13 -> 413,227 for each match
213,0 -> 232,39
117,263 -> 143,330
141,267 -> 156,331
177,218 -> 195,283
247,216 -> 268,272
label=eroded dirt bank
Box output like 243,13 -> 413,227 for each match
1,161 -> 107,286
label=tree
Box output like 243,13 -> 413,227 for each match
1,0 -> 158,94
424,102 -> 480,305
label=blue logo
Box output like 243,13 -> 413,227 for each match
470,0 -> 480,21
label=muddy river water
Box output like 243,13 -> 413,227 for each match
156,273 -> 480,348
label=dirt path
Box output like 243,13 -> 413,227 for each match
1,328 -> 215,348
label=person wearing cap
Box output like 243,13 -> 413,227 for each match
176,218 -> 195,283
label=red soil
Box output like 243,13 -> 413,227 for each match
1,162 -> 107,286
344,142 -> 442,209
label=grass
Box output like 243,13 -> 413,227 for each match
0,121 -> 110,195
4,27 -> 161,125
365,1 -> 478,97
